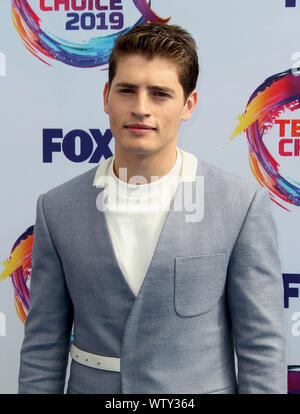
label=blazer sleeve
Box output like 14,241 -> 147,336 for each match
18,194 -> 74,394
226,187 -> 287,394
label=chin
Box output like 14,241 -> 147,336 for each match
119,141 -> 159,156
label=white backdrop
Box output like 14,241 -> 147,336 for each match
0,0 -> 300,393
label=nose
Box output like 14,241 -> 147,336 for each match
131,91 -> 151,120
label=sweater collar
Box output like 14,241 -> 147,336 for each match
93,147 -> 198,188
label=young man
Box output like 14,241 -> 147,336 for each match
18,23 -> 286,394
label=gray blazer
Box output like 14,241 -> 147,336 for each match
18,149 -> 287,394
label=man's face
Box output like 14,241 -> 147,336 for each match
103,54 -> 197,157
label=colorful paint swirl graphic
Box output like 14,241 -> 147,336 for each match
0,226 -> 74,342
230,69 -> 300,211
0,226 -> 33,324
11,0 -> 170,67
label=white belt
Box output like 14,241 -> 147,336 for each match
70,343 -> 121,372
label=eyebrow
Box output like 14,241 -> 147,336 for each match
115,82 -> 176,96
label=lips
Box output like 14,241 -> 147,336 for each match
125,123 -> 156,130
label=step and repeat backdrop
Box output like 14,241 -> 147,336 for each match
0,0 -> 300,394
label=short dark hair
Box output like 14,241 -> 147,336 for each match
108,23 -> 199,101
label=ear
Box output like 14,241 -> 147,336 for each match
181,89 -> 198,121
103,82 -> 110,115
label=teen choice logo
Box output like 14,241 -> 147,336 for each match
0,226 -> 33,324
229,69 -> 300,211
11,0 -> 170,67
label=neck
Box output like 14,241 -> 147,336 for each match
113,143 -> 178,185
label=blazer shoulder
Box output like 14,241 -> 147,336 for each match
197,158 -> 261,194
195,158 -> 268,218
42,165 -> 99,208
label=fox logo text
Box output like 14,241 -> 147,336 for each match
283,274 -> 300,337
286,0 -> 296,6
43,128 -> 113,163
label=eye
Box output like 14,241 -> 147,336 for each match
152,91 -> 171,98
119,88 -> 134,94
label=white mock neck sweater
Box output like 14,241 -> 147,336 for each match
103,148 -> 182,296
